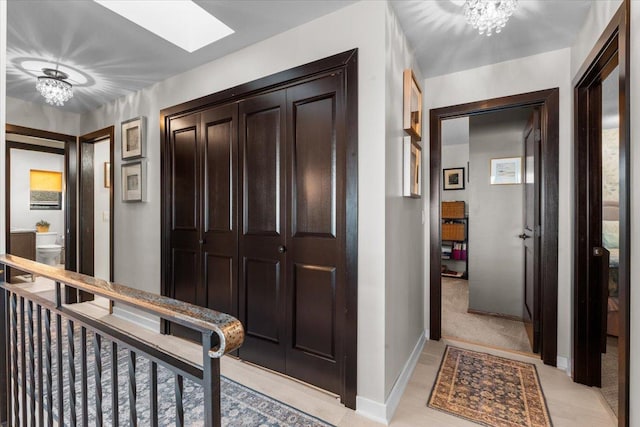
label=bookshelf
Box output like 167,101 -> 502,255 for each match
441,202 -> 468,279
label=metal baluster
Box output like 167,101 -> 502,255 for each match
37,305 -> 43,426
81,327 -> 88,427
56,314 -> 63,426
1,288 -> 9,426
175,374 -> 184,427
27,301 -> 35,426
11,294 -> 19,425
67,320 -> 77,426
20,297 -> 26,426
202,332 -> 221,427
150,362 -> 158,427
44,309 -> 53,427
94,334 -> 103,427
111,342 -> 119,427
128,351 -> 137,427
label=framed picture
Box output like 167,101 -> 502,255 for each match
490,157 -> 522,185
443,167 -> 465,191
104,162 -> 111,188
403,69 -> 423,141
121,116 -> 146,160
121,161 -> 146,202
403,136 -> 422,198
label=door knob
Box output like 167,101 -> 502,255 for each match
199,239 -> 206,245
518,233 -> 531,240
278,245 -> 287,254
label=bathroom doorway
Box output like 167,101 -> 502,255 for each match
5,125 -> 77,283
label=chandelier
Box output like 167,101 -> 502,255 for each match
464,0 -> 518,36
36,68 -> 73,107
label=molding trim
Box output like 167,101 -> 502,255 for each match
557,356 -> 570,374
356,331 -> 427,425
425,329 -> 430,340
112,304 -> 160,332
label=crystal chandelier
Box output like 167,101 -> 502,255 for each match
36,68 -> 73,107
464,0 -> 518,36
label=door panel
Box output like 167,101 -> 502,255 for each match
202,105 -> 238,316
285,74 -> 345,394
168,114 -> 201,310
238,91 -> 287,372
523,109 -> 541,354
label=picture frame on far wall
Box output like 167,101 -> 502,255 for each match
403,136 -> 422,198
443,167 -> 465,191
490,157 -> 522,185
121,161 -> 146,202
121,116 -> 146,160
403,69 -> 423,141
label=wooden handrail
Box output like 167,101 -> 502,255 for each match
0,254 -> 244,357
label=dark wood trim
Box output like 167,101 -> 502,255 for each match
160,49 -> 358,408
467,308 -> 523,322
572,3 -> 629,425
430,88 -> 560,366
4,125 -> 77,292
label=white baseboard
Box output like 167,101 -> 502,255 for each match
356,331 -> 427,425
557,356 -> 570,375
424,329 -> 430,340
112,303 -> 160,332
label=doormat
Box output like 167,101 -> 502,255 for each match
428,346 -> 552,427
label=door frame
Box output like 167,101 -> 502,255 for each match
5,124 -> 77,276
160,49 -> 358,408
572,2 -> 629,425
429,88 -> 559,366
78,127 -> 115,283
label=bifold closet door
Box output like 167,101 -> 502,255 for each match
284,74 -> 346,394
238,90 -> 288,373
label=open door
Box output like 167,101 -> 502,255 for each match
522,108 -> 541,353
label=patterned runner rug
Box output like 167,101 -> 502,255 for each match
428,346 -> 552,427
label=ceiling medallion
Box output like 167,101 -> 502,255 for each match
464,0 -> 518,36
36,68 -> 73,107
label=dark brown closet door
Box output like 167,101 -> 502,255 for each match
284,74 -> 346,394
168,113 -> 202,309
201,105 -> 238,316
238,91 -> 288,373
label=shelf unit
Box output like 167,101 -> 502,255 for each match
441,202 -> 469,279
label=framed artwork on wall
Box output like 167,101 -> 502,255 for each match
490,157 -> 522,185
403,136 -> 422,198
443,167 -> 465,191
121,116 -> 146,160
121,161 -> 146,202
403,69 -> 423,141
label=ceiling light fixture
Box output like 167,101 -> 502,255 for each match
464,0 -> 518,36
36,68 -> 73,107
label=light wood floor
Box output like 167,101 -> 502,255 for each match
16,277 -> 617,426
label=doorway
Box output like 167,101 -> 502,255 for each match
78,127 -> 115,301
429,89 -> 559,366
573,3 -> 629,424
440,107 -> 537,354
4,125 -> 77,282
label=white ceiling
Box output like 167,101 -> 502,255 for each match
6,0 -> 356,114
390,0 -> 593,78
7,1 -> 595,114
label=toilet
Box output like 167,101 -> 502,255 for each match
36,232 -> 62,266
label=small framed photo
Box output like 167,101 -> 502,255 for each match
403,69 -> 423,141
443,167 -> 465,191
104,162 -> 111,188
121,161 -> 146,202
490,157 -> 522,185
121,116 -> 146,160
403,136 -> 422,198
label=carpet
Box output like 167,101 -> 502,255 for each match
15,315 -> 334,427
428,346 -> 552,427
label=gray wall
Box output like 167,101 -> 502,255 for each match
467,108 -> 531,318
441,117 -> 469,206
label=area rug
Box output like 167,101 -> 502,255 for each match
15,317 -> 334,427
428,346 -> 552,427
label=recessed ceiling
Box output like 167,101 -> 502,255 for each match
6,0 -> 356,114
391,0 -> 594,78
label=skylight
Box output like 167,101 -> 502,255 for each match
94,1 -> 234,53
